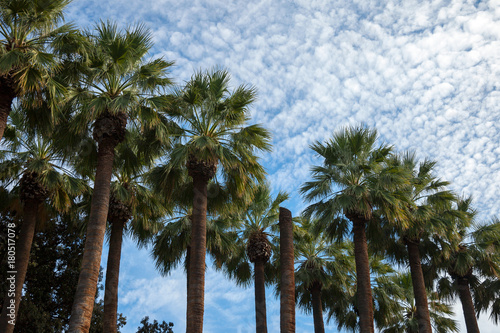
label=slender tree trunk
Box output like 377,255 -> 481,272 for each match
279,207 -> 295,333
102,219 -> 125,333
0,108 -> 9,142
0,200 -> 39,333
310,284 -> 325,333
186,245 -> 191,292
186,175 -> 208,333
68,142 -> 116,333
254,260 -> 268,333
0,82 -> 15,142
351,217 -> 374,333
457,277 -> 480,333
405,239 -> 433,333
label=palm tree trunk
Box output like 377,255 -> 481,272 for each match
254,260 -> 268,333
0,200 -> 39,333
351,217 -> 374,333
68,142 -> 116,333
186,245 -> 191,292
0,81 -> 14,142
0,108 -> 9,142
186,175 -> 208,333
279,207 -> 295,333
103,219 -> 125,333
457,277 -> 480,333
405,238 -> 433,333
310,284 -> 325,333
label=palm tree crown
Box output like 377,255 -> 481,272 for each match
167,68 -> 271,187
0,0 -> 77,141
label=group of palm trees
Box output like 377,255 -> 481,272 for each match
0,1 -> 499,333
298,126 -> 500,333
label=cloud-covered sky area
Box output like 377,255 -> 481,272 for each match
65,0 -> 500,332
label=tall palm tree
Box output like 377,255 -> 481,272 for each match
295,220 -> 354,333
65,22 -> 173,332
0,109 -> 86,332
0,0 -> 77,141
102,138 -> 167,333
223,184 -> 287,333
434,203 -> 500,333
383,152 -> 456,333
301,125 -> 407,333
165,68 -> 271,333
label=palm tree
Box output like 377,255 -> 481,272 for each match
65,22 -> 173,332
434,202 -> 500,333
295,220 -> 355,333
164,68 -> 271,333
381,272 -> 458,333
383,152 -> 456,333
301,125 -> 406,333
0,0 -> 77,141
102,138 -> 167,333
0,109 -> 86,332
225,184 -> 287,333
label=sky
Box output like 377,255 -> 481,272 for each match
63,0 -> 500,332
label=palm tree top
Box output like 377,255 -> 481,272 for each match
0,0 -> 70,39
160,68 -> 271,200
66,21 -> 174,133
0,108 -> 86,212
300,125 -> 410,227
237,183 -> 288,238
0,0 -> 76,90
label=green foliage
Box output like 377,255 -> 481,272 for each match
162,68 -> 271,199
301,125 -> 407,240
136,316 -> 174,333
380,273 -> 458,333
0,212 -> 126,332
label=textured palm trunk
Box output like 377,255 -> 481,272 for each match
279,207 -> 295,333
457,277 -> 480,333
0,107 -> 10,142
405,239 -> 433,333
0,200 -> 39,333
186,175 -> 208,333
68,142 -> 116,333
351,217 -> 374,333
254,259 -> 268,333
102,219 -> 125,333
310,284 -> 325,333
186,245 -> 191,292
0,80 -> 15,142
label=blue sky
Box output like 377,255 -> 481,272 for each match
63,0 -> 500,332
